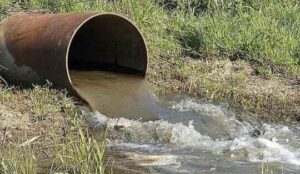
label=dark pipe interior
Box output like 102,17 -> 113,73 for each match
68,14 -> 147,75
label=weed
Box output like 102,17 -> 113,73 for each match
0,147 -> 37,174
53,117 -> 107,174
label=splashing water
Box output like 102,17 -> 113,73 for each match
72,71 -> 300,173
90,98 -> 300,173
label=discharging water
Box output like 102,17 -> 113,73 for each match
70,71 -> 160,121
72,71 -> 300,173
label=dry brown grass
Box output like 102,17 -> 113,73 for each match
148,58 -> 300,122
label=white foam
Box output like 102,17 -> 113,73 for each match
172,99 -> 226,117
91,111 -> 212,147
172,99 -> 253,138
254,138 -> 300,166
90,98 -> 300,167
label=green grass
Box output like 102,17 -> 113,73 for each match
0,148 -> 37,174
2,0 -> 300,74
0,120 -> 108,174
49,114 -> 108,174
148,58 -> 300,121
54,118 -> 107,174
0,84 -> 108,174
0,83 -> 74,121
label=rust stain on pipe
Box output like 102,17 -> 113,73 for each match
0,13 -> 148,106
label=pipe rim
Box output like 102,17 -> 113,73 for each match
65,13 -> 148,89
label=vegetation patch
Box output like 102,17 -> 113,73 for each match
0,0 -> 299,128
148,58 -> 300,121
0,85 -> 108,173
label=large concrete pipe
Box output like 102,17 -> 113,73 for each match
0,13 -> 148,110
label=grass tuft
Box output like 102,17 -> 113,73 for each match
0,84 -> 108,174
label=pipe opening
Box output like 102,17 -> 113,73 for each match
68,14 -> 147,76
65,14 -> 155,118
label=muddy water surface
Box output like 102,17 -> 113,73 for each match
70,71 -> 160,120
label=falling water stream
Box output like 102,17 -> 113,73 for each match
71,71 -> 300,174
70,71 -> 159,121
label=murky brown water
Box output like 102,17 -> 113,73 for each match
70,71 -> 160,121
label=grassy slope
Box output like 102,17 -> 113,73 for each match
13,0 -> 298,121
0,0 -> 298,120
0,1 -> 299,121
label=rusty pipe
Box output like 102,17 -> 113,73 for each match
0,13 -> 148,101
